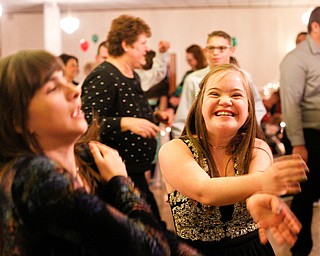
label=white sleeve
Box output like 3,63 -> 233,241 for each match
136,52 -> 169,92
242,70 -> 266,124
171,75 -> 197,138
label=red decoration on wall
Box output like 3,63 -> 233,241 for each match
80,39 -> 89,52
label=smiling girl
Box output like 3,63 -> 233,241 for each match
159,64 -> 308,255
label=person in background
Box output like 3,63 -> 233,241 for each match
81,41 -> 110,82
135,40 -> 170,92
159,64 -> 308,256
83,61 -> 96,77
171,31 -> 266,139
59,53 -> 79,85
295,31 -> 308,45
280,7 -> 320,256
0,49 -> 199,256
81,14 -> 172,223
95,41 -> 109,64
169,44 -> 207,112
139,49 -> 170,112
260,90 -> 285,157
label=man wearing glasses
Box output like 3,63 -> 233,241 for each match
171,30 -> 266,138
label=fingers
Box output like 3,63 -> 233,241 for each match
267,198 -> 300,246
279,205 -> 302,234
269,226 -> 286,246
286,182 -> 301,195
258,228 -> 269,245
269,155 -> 308,194
88,141 -> 104,161
137,121 -> 160,138
272,222 -> 298,246
89,141 -> 120,162
274,154 -> 309,175
158,40 -> 170,52
89,141 -> 127,181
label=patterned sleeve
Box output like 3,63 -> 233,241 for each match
81,70 -> 122,135
11,156 -> 170,255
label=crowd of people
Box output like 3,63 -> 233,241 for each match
0,6 -> 319,256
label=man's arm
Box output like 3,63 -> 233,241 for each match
280,53 -> 306,146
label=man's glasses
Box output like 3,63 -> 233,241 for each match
206,46 -> 230,53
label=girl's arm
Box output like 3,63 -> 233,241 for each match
159,139 -> 307,206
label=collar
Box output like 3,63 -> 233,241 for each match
307,35 -> 320,54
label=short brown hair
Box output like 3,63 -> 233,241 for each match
308,7 -> 320,33
106,14 -> 151,57
207,31 -> 232,45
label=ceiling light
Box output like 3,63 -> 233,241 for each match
60,16 -> 80,34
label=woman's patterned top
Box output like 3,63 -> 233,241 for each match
81,62 -> 156,174
168,138 -> 258,242
0,155 -> 171,256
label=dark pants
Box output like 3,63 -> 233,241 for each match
285,129 -> 320,255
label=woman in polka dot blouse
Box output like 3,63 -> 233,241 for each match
82,14 -> 172,222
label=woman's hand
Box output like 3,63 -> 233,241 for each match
154,110 -> 173,127
247,193 -> 301,246
121,117 -> 160,138
260,154 -> 308,196
89,141 -> 127,182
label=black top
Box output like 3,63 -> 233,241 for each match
0,155 -> 170,256
81,62 -> 156,174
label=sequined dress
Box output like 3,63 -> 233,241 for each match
167,138 -> 275,256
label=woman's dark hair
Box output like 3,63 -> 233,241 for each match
0,49 -> 101,191
59,53 -> 79,65
186,44 -> 207,70
0,50 -> 64,162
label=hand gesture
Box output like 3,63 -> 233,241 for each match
292,145 -> 308,163
154,110 -> 173,127
158,40 -> 171,53
89,141 -> 127,182
169,96 -> 180,108
260,154 -> 308,195
121,117 -> 160,138
247,193 -> 301,246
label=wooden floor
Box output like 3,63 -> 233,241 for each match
150,178 -> 320,256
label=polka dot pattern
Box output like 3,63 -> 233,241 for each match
81,62 -> 156,174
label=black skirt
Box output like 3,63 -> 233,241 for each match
180,230 -> 275,256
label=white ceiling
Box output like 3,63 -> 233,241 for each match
1,0 -> 319,13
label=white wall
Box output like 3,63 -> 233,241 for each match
0,7 -> 308,89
